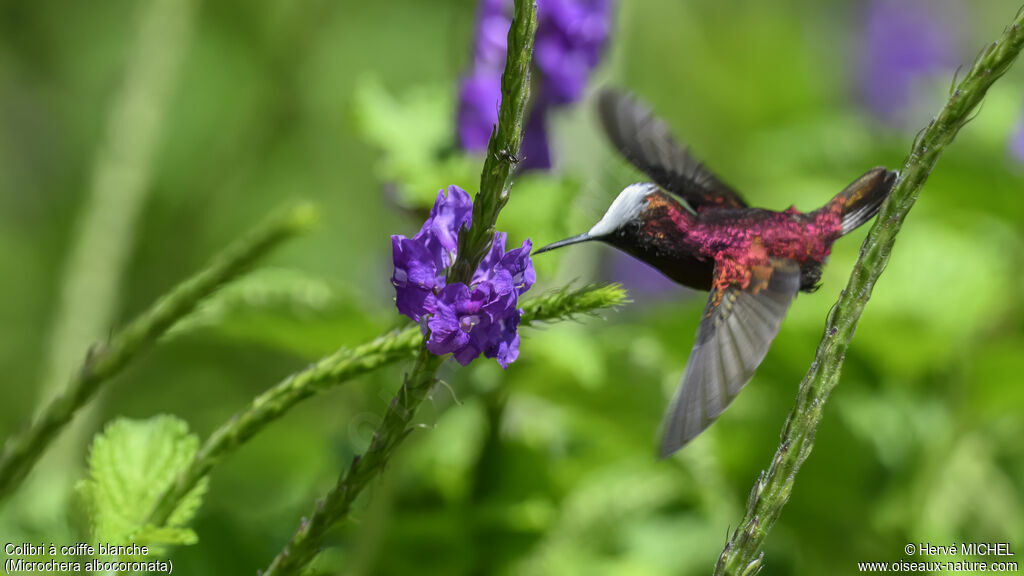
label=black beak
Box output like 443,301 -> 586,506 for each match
534,233 -> 594,255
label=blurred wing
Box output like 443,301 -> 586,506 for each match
660,258 -> 800,457
597,89 -> 747,210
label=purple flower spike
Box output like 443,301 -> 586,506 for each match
458,71 -> 503,152
1010,114 -> 1024,163
457,0 -> 613,168
519,107 -> 552,170
392,185 -> 534,368
860,0 -> 958,125
606,250 -> 681,301
535,0 -> 611,104
475,9 -> 511,67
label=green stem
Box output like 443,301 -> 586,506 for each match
26,0 -> 198,521
261,345 -> 443,576
146,284 -> 626,527
0,202 -> 318,503
714,11 -> 1024,576
449,1 -> 538,284
261,2 -> 538,574
40,0 -> 197,416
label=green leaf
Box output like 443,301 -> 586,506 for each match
76,416 -> 208,554
352,76 -> 479,205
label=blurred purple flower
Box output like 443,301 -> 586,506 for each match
1010,114 -> 1024,163
860,0 -> 958,125
457,0 -> 613,169
458,70 -> 504,153
392,185 -> 534,368
606,250 -> 682,301
519,106 -> 552,171
535,0 -> 611,104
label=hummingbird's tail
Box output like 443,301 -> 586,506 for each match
822,167 -> 898,235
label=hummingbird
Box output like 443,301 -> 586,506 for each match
535,90 -> 897,457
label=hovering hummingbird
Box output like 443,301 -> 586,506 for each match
535,90 -> 897,457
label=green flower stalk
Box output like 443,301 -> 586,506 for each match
29,0 -> 199,522
260,2 -> 539,574
0,202 -> 318,503
449,0 -> 538,284
715,10 -> 1024,575
145,283 -> 626,528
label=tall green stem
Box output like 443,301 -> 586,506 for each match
448,1 -> 536,283
0,202 -> 317,503
28,0 -> 198,519
714,11 -> 1024,575
260,2 -> 538,574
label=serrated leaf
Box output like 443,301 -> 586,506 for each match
133,524 -> 198,547
76,416 -> 208,555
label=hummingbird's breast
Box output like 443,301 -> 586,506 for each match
609,192 -> 717,290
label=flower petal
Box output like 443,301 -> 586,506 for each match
416,186 -> 474,270
499,238 -> 536,294
426,283 -> 473,356
457,71 -> 503,152
392,235 -> 444,321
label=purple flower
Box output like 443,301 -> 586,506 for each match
457,70 -> 504,153
534,0 -> 610,104
392,185 -> 534,368
391,185 -> 472,321
457,0 -> 613,169
519,106 -> 552,171
474,4 -> 511,67
426,282 -> 520,367
606,250 -> 682,301
860,0 -> 958,125
1010,113 -> 1024,163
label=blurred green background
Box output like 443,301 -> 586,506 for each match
1,0 -> 1023,574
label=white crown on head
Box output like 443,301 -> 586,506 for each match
588,183 -> 657,237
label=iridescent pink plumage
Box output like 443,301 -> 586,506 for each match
535,90 -> 897,455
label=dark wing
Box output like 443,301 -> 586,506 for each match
597,89 -> 747,210
660,258 -> 800,457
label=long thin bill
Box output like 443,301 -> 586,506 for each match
533,233 -> 594,255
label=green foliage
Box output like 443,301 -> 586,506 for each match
76,416 -> 208,554
0,202 -> 315,501
353,77 -> 480,205
352,76 -> 580,280
167,267 -> 382,357
3,1 -> 1024,575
